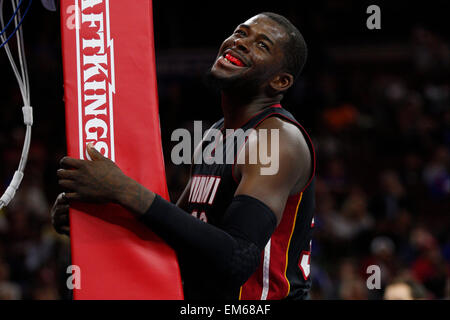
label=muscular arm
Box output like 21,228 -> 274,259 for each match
57,120 -> 311,285
58,147 -> 274,286
234,117 -> 312,225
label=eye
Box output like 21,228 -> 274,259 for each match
258,41 -> 269,50
234,29 -> 247,36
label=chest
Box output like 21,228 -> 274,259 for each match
186,162 -> 237,225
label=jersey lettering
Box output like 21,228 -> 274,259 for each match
188,175 -> 221,205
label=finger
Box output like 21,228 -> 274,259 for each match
52,209 -> 70,235
87,143 -> 105,161
64,192 -> 82,202
60,192 -> 69,203
57,169 -> 77,180
52,208 -> 69,227
54,220 -> 70,236
58,179 -> 77,191
54,209 -> 69,224
52,209 -> 69,225
53,193 -> 68,207
54,204 -> 70,215
60,156 -> 84,169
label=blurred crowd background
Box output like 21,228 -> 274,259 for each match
0,0 -> 448,299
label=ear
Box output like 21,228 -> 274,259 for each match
269,72 -> 294,94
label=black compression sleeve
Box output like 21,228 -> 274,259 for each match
221,195 -> 277,250
138,194 -> 277,286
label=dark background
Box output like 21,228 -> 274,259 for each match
0,0 -> 449,299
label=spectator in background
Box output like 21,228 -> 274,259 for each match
326,187 -> 374,242
384,276 -> 428,300
371,170 -> 409,220
335,258 -> 368,300
322,158 -> 350,199
411,27 -> 450,75
364,237 -> 398,286
423,146 -> 450,199
0,258 -> 22,300
409,227 -> 449,299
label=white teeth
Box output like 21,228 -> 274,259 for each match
224,56 -> 235,65
221,53 -> 243,67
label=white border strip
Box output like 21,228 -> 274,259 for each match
260,238 -> 271,300
75,0 -> 83,159
105,0 -> 115,162
75,0 -> 115,161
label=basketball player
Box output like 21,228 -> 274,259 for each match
52,12 -> 316,300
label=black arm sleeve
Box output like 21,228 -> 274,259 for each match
138,194 -> 277,286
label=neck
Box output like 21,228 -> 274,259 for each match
221,91 -> 282,129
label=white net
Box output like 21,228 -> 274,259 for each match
0,0 -> 32,208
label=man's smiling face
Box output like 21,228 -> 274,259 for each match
209,14 -> 290,91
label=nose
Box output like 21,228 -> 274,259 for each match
234,37 -> 249,53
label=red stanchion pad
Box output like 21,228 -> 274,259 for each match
60,0 -> 183,299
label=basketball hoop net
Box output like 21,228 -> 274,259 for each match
0,0 -> 33,209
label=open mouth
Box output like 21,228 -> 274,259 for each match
224,53 -> 246,67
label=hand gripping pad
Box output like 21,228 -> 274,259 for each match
60,0 -> 183,299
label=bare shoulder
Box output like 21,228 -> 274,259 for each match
258,117 -> 311,187
236,116 -> 312,193
257,116 -> 309,151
